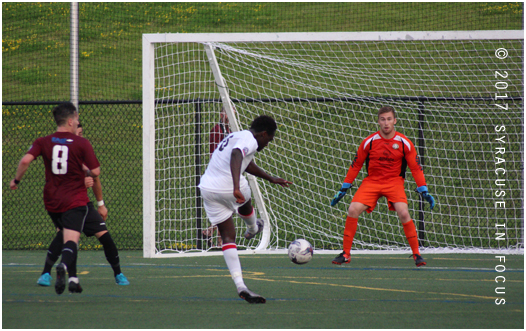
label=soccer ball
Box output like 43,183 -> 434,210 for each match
288,239 -> 313,265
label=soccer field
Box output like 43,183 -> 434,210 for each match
2,250 -> 523,329
2,4 -> 524,328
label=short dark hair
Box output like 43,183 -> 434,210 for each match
250,115 -> 277,136
378,106 -> 396,118
53,102 -> 77,126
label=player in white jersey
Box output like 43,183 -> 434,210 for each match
199,115 -> 292,304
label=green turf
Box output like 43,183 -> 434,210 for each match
2,250 -> 523,329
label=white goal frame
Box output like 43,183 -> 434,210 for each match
143,31 -> 524,258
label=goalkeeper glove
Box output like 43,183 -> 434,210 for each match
416,186 -> 436,210
331,183 -> 352,206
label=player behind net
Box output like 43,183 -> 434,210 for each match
331,106 -> 435,266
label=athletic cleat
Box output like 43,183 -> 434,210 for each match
115,273 -> 130,285
37,273 -> 52,286
412,254 -> 427,267
68,281 -> 83,293
243,219 -> 264,240
55,263 -> 67,295
332,252 -> 350,265
237,287 -> 266,304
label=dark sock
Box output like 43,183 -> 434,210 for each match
98,232 -> 121,276
42,231 -> 63,274
59,241 -> 78,277
69,252 -> 77,278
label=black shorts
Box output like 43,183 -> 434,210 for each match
48,202 -> 108,237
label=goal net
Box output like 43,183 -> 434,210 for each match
142,31 -> 524,257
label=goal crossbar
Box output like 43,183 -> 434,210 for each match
143,30 -> 524,43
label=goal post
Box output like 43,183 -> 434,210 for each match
203,42 -> 271,251
142,34 -> 156,257
143,31 -> 524,257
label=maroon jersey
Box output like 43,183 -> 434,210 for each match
209,122 -> 230,154
27,131 -> 100,213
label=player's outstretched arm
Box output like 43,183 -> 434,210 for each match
10,154 -> 35,190
416,186 -> 436,210
245,160 -> 292,187
268,176 -> 293,187
330,182 -> 352,206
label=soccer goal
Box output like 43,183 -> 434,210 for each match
143,31 -> 524,257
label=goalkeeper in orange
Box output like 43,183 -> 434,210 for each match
330,106 -> 435,266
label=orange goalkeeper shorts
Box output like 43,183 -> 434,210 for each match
351,177 -> 408,213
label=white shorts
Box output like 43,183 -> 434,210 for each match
200,186 -> 252,226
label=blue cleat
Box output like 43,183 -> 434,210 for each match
115,273 -> 130,285
37,273 -> 52,286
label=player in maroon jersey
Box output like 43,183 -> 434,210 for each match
203,107 -> 233,247
10,102 -> 101,294
209,107 -> 232,154
34,122 -> 130,290
331,106 -> 435,266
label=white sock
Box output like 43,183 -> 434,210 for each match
238,209 -> 257,233
222,243 -> 246,289
69,277 -> 79,284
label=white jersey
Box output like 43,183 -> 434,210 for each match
198,130 -> 258,193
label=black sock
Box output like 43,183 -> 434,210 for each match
59,241 -> 78,278
42,231 -> 63,274
69,251 -> 77,278
98,232 -> 121,276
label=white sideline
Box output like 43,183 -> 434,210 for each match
147,247 -> 524,258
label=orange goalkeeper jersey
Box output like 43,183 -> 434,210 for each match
343,131 -> 427,187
